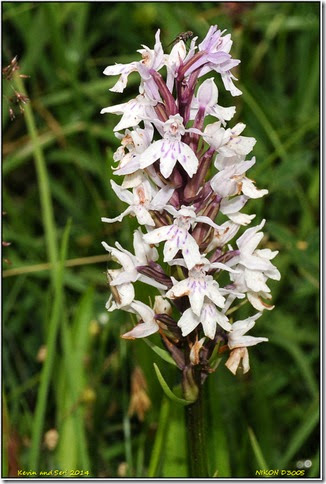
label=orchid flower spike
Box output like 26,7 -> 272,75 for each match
101,25 -> 280,392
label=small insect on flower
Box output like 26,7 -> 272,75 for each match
167,30 -> 193,47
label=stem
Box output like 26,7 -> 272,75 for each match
13,74 -> 59,284
185,383 -> 209,477
148,397 -> 170,477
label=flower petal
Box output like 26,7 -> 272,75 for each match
163,238 -> 179,262
134,206 -> 155,226
159,141 -> 179,178
166,278 -> 191,299
205,281 -> 225,308
122,320 -> 159,339
178,308 -> 200,337
195,215 -> 221,230
242,178 -> 268,199
229,335 -> 268,349
143,225 -> 174,244
101,206 -> 132,224
244,269 -> 270,293
176,142 -> 199,178
151,185 -> 174,209
189,286 -> 205,317
139,140 -> 164,170
182,234 -> 201,269
111,180 -> 134,204
247,292 -> 275,311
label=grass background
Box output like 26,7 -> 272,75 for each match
3,1 -> 320,478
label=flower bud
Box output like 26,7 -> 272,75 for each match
153,295 -> 172,315
197,78 -> 217,108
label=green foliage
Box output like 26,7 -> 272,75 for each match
3,2 -> 319,478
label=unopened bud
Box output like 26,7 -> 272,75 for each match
153,296 -> 172,315
182,366 -> 199,402
190,337 -> 205,365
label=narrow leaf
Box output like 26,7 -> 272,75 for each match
153,363 -> 194,406
248,426 -> 268,470
143,339 -> 177,366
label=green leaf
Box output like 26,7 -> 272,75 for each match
29,219 -> 71,470
143,339 -> 177,367
248,426 -> 268,470
279,399 -> 319,468
148,397 -> 171,477
153,363 -> 194,406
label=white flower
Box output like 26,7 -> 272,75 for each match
225,347 -> 250,374
166,257 -> 238,316
225,313 -> 267,374
101,94 -> 157,131
185,25 -> 242,96
203,121 -> 256,156
100,26 -> 280,366
102,229 -> 167,290
101,179 -> 174,227
210,156 -> 268,199
227,220 -> 281,310
206,221 -> 241,252
221,70 -> 242,97
121,300 -> 159,339
139,114 -> 199,178
165,41 -> 187,92
105,269 -> 134,312
190,78 -> 236,124
103,29 -> 164,93
113,123 -> 154,176
233,219 -> 280,276
143,207 -> 221,269
227,312 -> 267,349
178,299 -> 232,339
219,195 -> 256,226
153,295 -> 172,315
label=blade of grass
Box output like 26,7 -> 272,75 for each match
206,376 -> 231,477
56,288 -> 94,471
29,219 -> 71,470
120,338 -> 133,476
248,426 -> 268,470
241,85 -> 287,162
3,120 -> 86,176
298,49 -> 319,120
2,391 -> 9,477
278,398 -> 319,468
136,431 -> 146,478
3,275 -> 26,320
59,313 -> 92,471
271,336 -> 318,398
148,397 -> 171,477
308,449 -> 320,478
12,74 -> 58,284
3,254 -> 109,278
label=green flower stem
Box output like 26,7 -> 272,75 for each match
13,74 -> 61,471
13,74 -> 59,281
185,383 -> 209,477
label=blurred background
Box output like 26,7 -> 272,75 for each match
3,2 -> 319,478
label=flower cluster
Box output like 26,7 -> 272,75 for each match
101,27 -> 280,386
